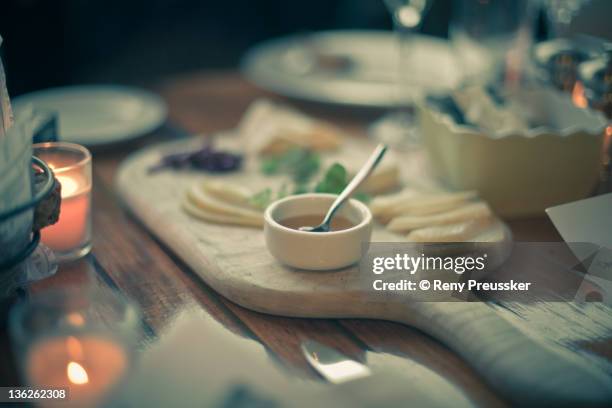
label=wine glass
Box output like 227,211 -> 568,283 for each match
579,51 -> 612,193
544,0 -> 591,38
449,0 -> 536,88
10,288 -> 142,408
370,0 -> 431,149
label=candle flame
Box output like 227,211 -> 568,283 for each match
66,312 -> 85,327
66,336 -> 84,360
67,361 -> 89,385
604,126 -> 612,166
572,81 -> 588,109
56,175 -> 79,197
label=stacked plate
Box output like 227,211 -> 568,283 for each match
13,85 -> 167,147
242,30 -> 460,108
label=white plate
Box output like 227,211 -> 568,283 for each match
13,85 -> 167,146
241,30 -> 460,108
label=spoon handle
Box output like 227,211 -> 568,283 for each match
322,144 -> 387,226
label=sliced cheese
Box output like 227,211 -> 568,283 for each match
390,191 -> 478,216
182,199 -> 263,228
388,202 -> 491,233
406,216 -> 492,242
199,180 -> 254,209
239,99 -> 343,155
357,164 -> 400,195
257,126 -> 343,155
307,125 -> 344,151
374,190 -> 478,223
471,220 -> 507,243
187,185 -> 263,221
370,189 -> 418,217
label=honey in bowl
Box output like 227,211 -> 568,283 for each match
279,214 -> 354,232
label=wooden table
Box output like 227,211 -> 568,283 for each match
1,72 -> 606,407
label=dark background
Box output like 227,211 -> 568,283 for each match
0,0 -> 467,96
1,0 -> 609,97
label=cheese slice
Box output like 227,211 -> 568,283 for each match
388,202 -> 491,233
372,190 -> 478,223
357,164 -> 400,195
406,216 -> 492,242
370,189 -> 419,217
199,180 -> 255,209
182,199 -> 263,228
186,185 -> 263,221
390,191 -> 478,217
239,99 -> 343,155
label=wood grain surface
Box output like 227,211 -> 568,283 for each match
1,72 -> 610,407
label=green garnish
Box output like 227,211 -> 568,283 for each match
314,163 -> 347,194
314,163 -> 370,202
249,188 -> 273,210
253,156 -> 370,209
292,184 -> 310,195
261,149 -> 320,184
353,192 -> 371,203
277,183 -> 289,200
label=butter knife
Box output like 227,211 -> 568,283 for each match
301,341 -> 475,408
301,340 -> 371,384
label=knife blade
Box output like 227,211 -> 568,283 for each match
301,340 -> 371,384
301,340 -> 479,407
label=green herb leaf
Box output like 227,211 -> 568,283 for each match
294,152 -> 320,183
315,162 -> 347,194
260,149 -> 320,184
293,183 -> 310,195
277,183 -> 289,200
353,192 -> 371,203
261,159 -> 280,175
258,154 -> 369,204
249,188 -> 273,210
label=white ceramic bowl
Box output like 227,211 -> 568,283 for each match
420,87 -> 607,218
264,194 -> 373,270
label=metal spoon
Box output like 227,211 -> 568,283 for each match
299,144 -> 387,232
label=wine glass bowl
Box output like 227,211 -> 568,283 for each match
370,0 -> 432,149
449,0 -> 535,87
384,0 -> 431,30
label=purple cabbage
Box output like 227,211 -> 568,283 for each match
149,144 -> 242,174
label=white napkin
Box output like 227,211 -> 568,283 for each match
0,37 -> 34,289
0,35 -> 13,137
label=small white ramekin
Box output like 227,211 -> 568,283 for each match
264,193 -> 373,270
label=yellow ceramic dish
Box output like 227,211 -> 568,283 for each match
420,88 -> 607,218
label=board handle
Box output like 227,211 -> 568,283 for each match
393,301 -> 612,405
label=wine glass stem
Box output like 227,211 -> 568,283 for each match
395,24 -> 418,110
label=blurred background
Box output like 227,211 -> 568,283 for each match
0,0 -> 585,96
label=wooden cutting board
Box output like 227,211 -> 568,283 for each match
116,136 -> 612,405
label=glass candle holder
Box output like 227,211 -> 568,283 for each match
33,142 -> 92,262
9,288 -> 141,408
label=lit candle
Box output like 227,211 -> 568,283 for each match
604,125 -> 612,165
9,289 -> 140,408
41,173 -> 91,252
34,143 -> 92,261
26,335 -> 128,408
